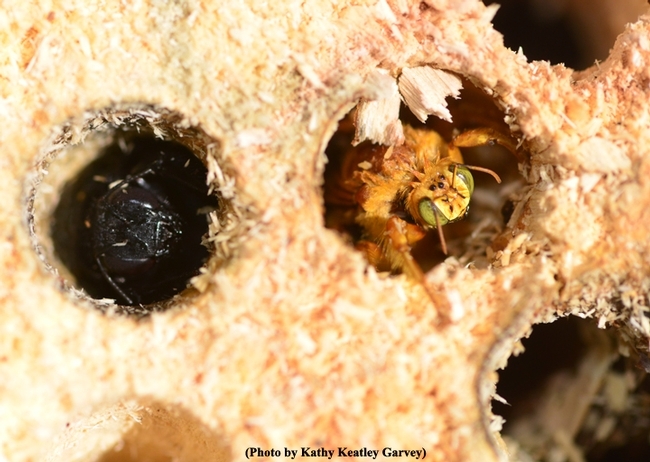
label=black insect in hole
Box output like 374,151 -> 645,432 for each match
52,133 -> 219,306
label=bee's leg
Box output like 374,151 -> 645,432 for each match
384,216 -> 449,319
355,240 -> 391,272
95,256 -> 134,305
451,127 -> 523,161
384,216 -> 427,280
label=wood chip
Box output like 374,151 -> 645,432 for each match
353,85 -> 404,146
398,66 -> 462,123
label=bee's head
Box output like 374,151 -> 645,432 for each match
415,165 -> 474,227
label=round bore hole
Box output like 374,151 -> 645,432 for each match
323,77 -> 525,274
493,316 -> 650,461
29,107 -> 239,314
48,400 -> 231,462
52,134 -> 217,306
484,0 -> 649,69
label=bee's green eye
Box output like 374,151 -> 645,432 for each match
451,165 -> 474,196
418,198 -> 450,227
419,165 -> 474,228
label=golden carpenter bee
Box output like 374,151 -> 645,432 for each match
325,121 -> 518,282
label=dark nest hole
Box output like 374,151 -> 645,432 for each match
493,316 -> 650,462
29,108 -> 230,315
483,0 -> 649,69
323,79 -> 525,273
52,132 -> 218,307
484,0 -> 583,68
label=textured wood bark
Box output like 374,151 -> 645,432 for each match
1,1 -> 649,461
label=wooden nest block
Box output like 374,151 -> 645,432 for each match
1,0 -> 650,461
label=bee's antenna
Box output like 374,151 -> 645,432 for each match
433,207 -> 448,255
463,164 -> 501,183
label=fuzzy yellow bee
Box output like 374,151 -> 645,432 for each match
326,124 -> 517,282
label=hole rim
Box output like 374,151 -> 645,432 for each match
26,105 -> 241,316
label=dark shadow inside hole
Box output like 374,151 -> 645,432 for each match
483,0 -> 584,68
485,0 -> 650,71
51,130 -> 219,307
323,79 -> 523,273
580,357 -> 650,462
494,316 -> 650,462
493,317 -> 590,425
